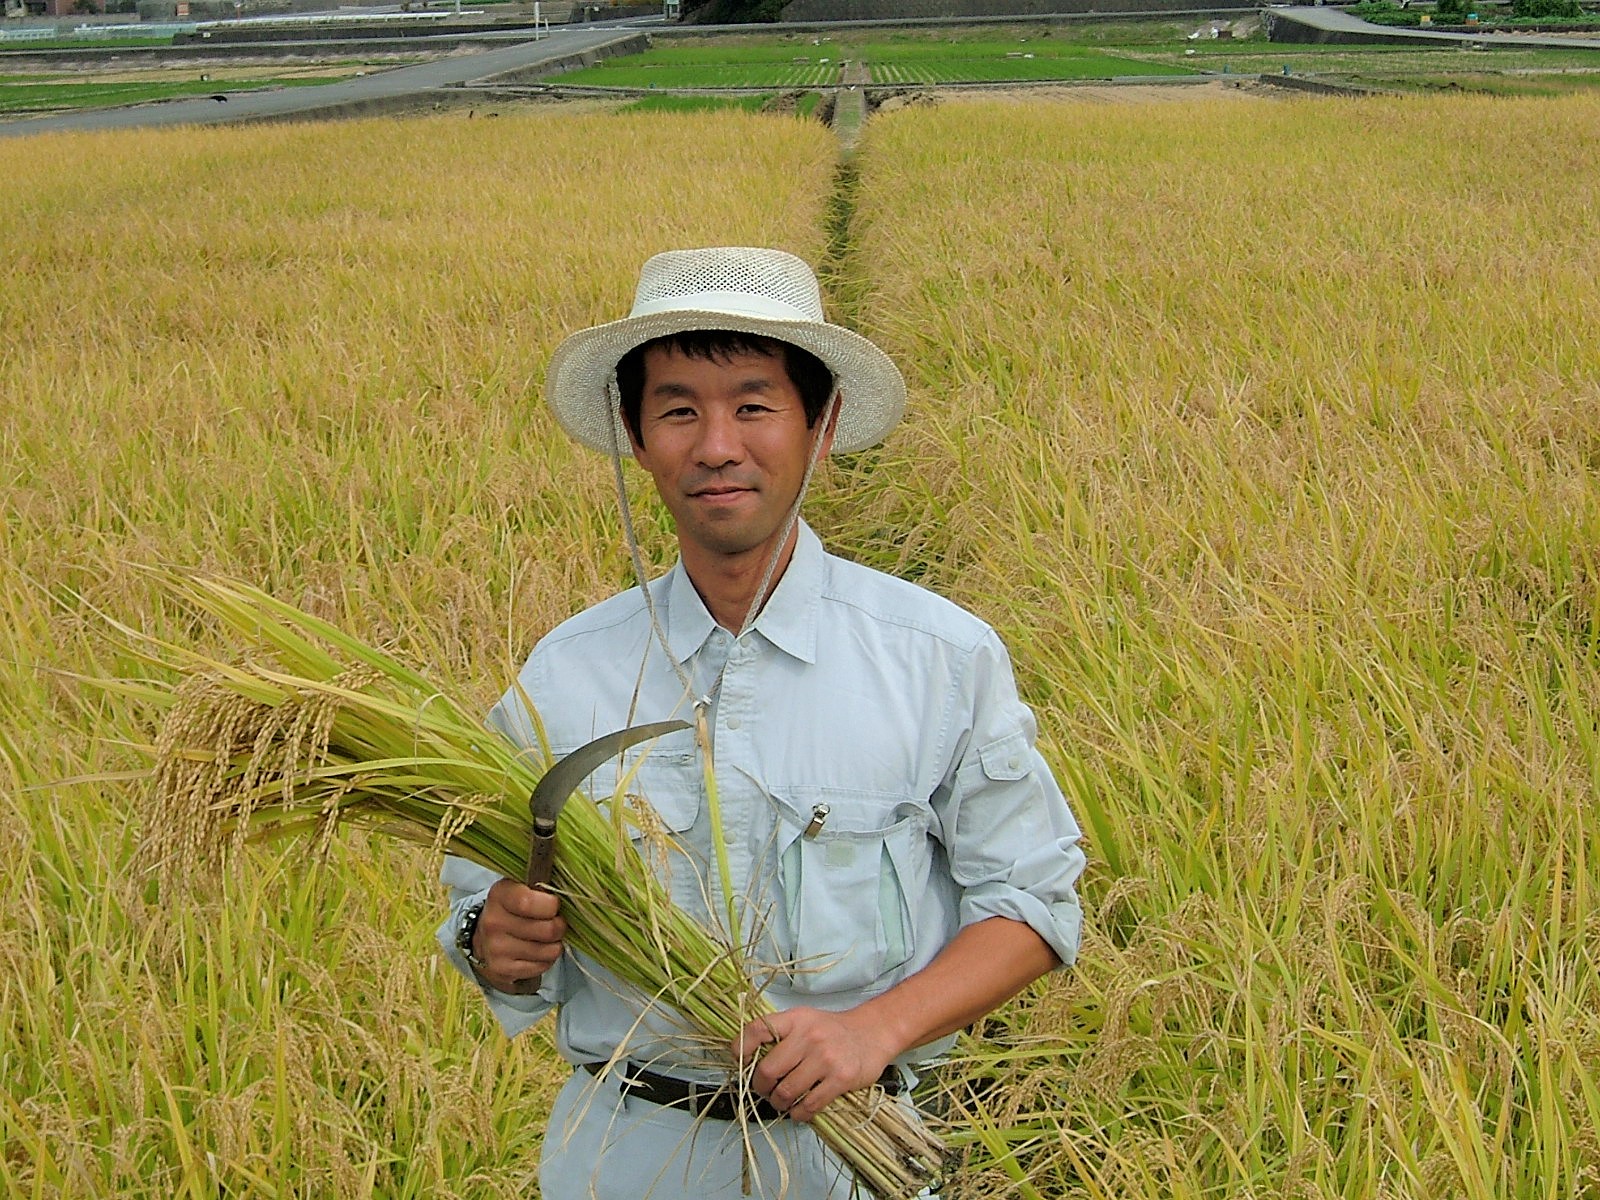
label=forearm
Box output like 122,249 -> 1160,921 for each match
737,916 -> 1057,1121
437,858 -> 566,1036
855,916 -> 1058,1057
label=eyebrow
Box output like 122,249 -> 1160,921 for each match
646,375 -> 780,400
647,381 -> 695,398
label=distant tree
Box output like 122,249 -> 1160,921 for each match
680,0 -> 785,22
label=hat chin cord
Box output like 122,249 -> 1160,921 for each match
606,372 -> 839,712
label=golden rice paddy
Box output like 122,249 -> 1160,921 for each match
3,93 -> 1596,1198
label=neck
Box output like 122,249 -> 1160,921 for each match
682,525 -> 802,632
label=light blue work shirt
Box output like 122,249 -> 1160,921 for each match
437,523 -> 1084,1082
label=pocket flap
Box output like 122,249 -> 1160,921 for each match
554,742 -> 701,833
977,731 -> 1031,782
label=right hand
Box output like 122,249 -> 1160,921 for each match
471,878 -> 567,994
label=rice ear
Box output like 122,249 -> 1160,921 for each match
125,573 -> 946,1199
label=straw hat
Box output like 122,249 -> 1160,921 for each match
545,247 -> 906,455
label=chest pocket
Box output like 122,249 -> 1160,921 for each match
768,785 -> 932,997
564,744 -> 705,913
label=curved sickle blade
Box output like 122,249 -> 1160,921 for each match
525,718 -> 690,887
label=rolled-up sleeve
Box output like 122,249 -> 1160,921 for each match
934,632 -> 1085,968
436,854 -> 566,1038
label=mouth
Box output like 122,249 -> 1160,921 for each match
689,484 -> 755,502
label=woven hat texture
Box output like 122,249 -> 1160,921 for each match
546,247 -> 906,455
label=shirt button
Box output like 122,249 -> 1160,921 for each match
1007,755 -> 1021,771
727,716 -> 743,730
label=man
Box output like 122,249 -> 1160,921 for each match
438,247 -> 1084,1199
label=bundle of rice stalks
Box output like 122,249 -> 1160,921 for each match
114,574 -> 946,1200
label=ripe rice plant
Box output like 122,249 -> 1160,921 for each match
115,574 -> 943,1199
4,87 -> 1598,1200
833,93 -> 1600,1197
0,109 -> 836,1198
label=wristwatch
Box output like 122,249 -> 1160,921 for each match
456,900 -> 488,970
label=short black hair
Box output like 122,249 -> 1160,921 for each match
615,330 -> 835,448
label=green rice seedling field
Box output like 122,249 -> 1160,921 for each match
0,72 -> 338,113
619,91 -> 773,113
591,25 -> 1600,94
1123,39 -> 1600,83
859,40 -> 1192,84
4,88 -> 1599,1199
0,33 -> 175,49
617,91 -> 826,116
560,36 -> 1190,88
558,42 -> 845,88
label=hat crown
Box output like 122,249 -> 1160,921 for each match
630,247 -> 825,323
546,246 -> 905,456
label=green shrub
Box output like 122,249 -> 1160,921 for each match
1511,0 -> 1581,17
1350,0 -> 1424,24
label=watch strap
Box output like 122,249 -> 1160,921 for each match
457,900 -> 488,969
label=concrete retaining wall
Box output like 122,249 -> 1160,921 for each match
239,85 -> 492,123
1256,71 -> 1383,94
474,29 -> 647,81
781,0 -> 1254,23
1261,9 -> 1422,44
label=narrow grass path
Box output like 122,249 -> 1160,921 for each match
819,65 -> 872,341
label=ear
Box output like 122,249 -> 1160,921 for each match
816,391 -> 841,457
616,400 -> 647,462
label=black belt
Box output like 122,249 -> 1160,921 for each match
583,1061 -> 904,1124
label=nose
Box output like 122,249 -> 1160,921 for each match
692,407 -> 744,469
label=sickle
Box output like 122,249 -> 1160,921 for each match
525,719 -> 690,889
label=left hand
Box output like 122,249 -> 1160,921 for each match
731,1006 -> 898,1123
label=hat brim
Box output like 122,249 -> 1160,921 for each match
546,309 -> 906,456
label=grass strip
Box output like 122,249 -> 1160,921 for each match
619,93 -> 774,113
0,74 -> 336,113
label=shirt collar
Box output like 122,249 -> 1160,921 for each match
663,522 -> 823,666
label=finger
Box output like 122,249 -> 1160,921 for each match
488,912 -> 567,945
751,1010 -> 837,1090
732,1014 -> 783,1063
482,937 -> 562,981
767,1060 -> 827,1116
480,921 -> 566,966
491,881 -> 562,920
483,925 -> 565,960
785,1080 -> 845,1124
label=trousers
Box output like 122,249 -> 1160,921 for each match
538,1067 -> 925,1200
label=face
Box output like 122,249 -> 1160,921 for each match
630,344 -> 834,569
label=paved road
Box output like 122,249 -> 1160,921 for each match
1270,4 -> 1600,49
0,24 -> 645,138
